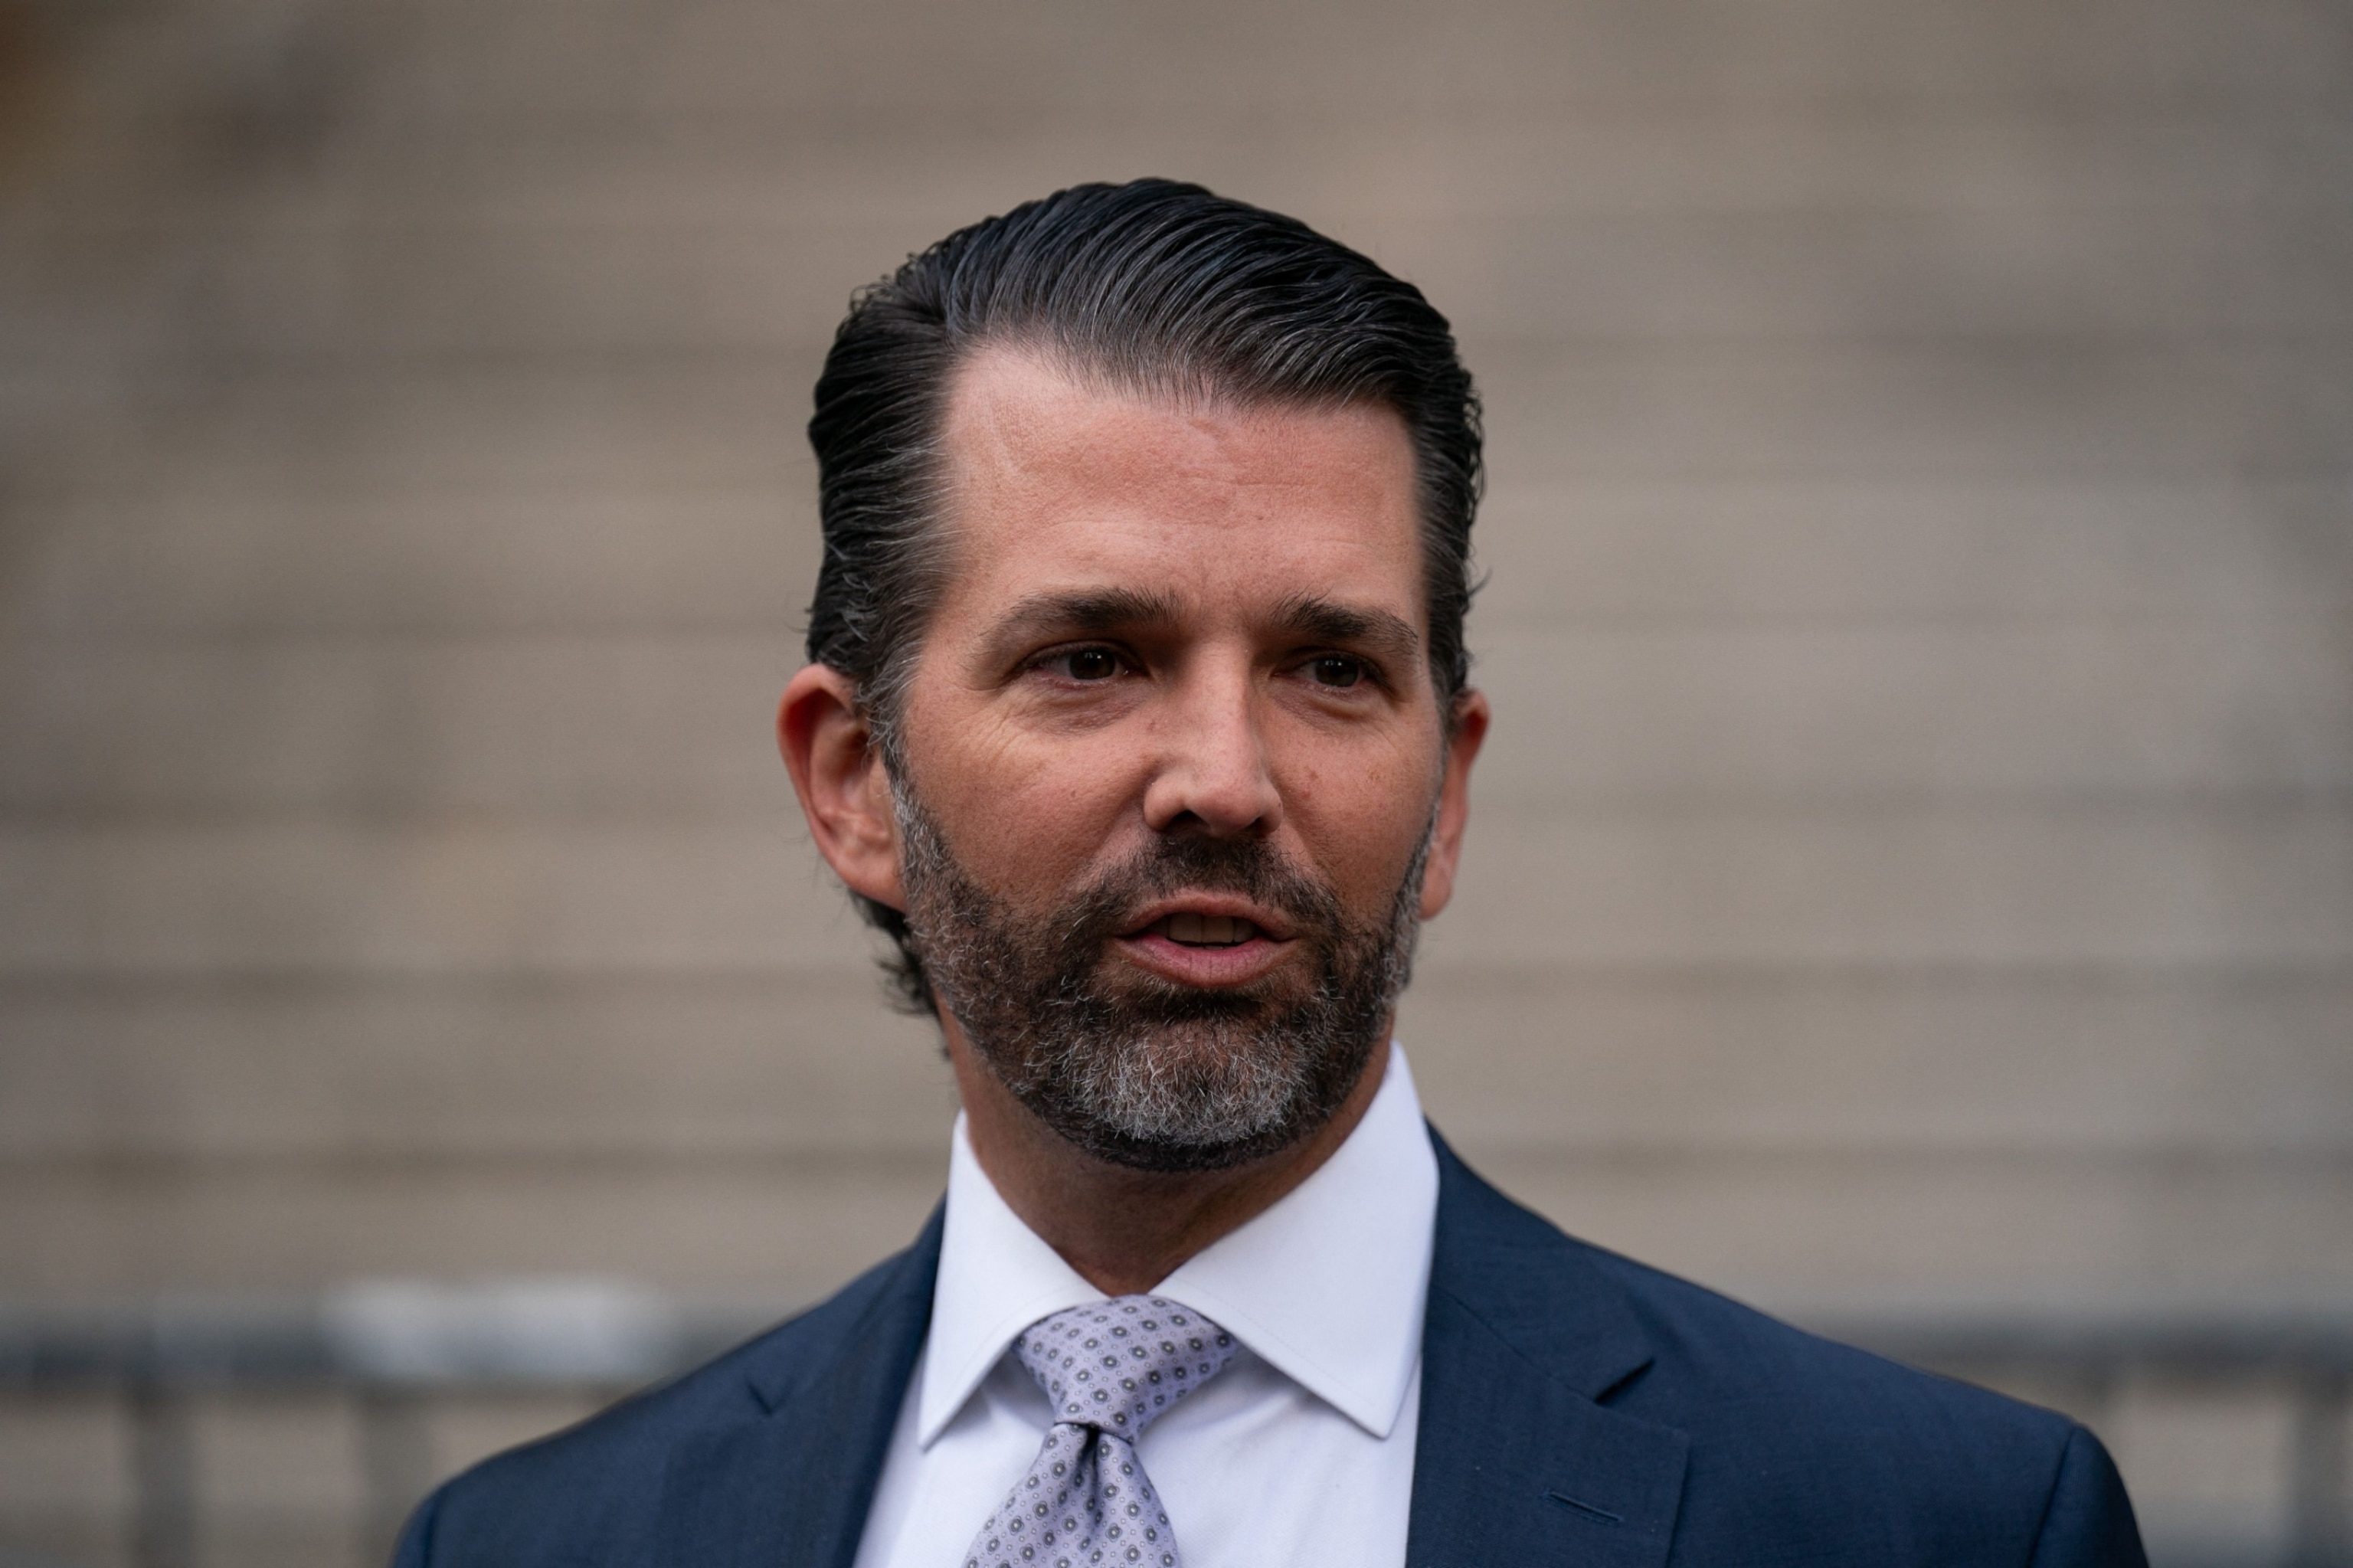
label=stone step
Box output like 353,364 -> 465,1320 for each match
1476,618 -> 2353,801
0,817 -> 871,977
15,202 -> 2349,366
45,5 -> 2343,234
11,339 -> 2348,514
6,359 -> 816,499
1,969 -> 2342,1160
9,480 -> 2342,634
0,974 -> 948,1161
1473,480 -> 2353,624
2,1143 -> 2342,1301
5,619 -> 2348,814
0,633 -> 801,815
1478,1141 -> 2353,1304
319,0 -> 2353,134
0,1392 -> 129,1564
18,107 -> 2348,232
1471,339 -> 2353,481
1399,967 -> 2353,1150
6,485 -> 815,633
0,1150 -> 947,1298
1432,804 -> 2353,967
2,804 -> 2346,974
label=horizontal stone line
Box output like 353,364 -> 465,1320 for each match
1409,956 -> 2353,984
1454,1141 -> 2353,1170
32,329 -> 2353,380
12,100 -> 2342,148
2,956 -> 2346,996
7,792 -> 2351,829
21,473 -> 2346,503
0,1147 -> 951,1180
0,963 -> 885,985
19,607 -> 2353,644
24,191 -> 2353,239
96,83 -> 2348,126
0,807 -> 817,830
42,332 -> 2353,384
1,1141 -> 2345,1180
17,463 -> 2350,510
0,968 -> 895,997
7,618 -> 2344,646
0,965 -> 894,988
13,627 -> 815,648
1461,791 -> 2353,815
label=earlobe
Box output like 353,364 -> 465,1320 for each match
1417,689 -> 1489,921
777,665 -> 907,911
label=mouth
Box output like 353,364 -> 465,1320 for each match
1115,898 -> 1298,986
1148,912 -> 1263,948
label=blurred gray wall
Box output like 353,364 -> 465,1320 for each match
2,0 -> 2350,1562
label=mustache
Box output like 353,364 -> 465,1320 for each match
1054,833 -> 1347,952
891,791 -> 1426,1171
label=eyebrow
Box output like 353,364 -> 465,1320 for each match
983,588 -> 1186,658
978,585 -> 1422,669
1273,593 -> 1422,666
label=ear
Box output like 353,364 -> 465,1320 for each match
777,664 -> 905,911
1416,688 -> 1489,921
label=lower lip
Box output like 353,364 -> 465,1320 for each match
1116,930 -> 1294,987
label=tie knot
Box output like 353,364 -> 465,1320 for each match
1013,1295 -> 1236,1439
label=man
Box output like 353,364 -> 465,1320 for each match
394,180 -> 2145,1567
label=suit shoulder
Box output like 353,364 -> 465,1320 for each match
1573,1243 -> 2118,1561
1430,1144 -> 2126,1563
1586,1242 -> 2067,1439
1435,1140 -> 2069,1450
401,1243 -> 919,1568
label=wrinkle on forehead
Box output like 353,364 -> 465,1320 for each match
939,345 -> 1418,538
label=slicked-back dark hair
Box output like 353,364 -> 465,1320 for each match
804,178 -> 1483,1010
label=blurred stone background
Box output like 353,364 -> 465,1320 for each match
0,0 -> 2348,1563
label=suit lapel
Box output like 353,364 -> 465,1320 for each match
653,1206 -> 943,1568
647,1136 -> 1687,1568
1406,1134 -> 1689,1568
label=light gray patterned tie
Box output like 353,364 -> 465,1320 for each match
964,1295 -> 1238,1568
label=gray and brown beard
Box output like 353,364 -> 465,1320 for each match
894,792 -> 1429,1173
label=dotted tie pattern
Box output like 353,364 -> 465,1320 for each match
963,1296 -> 1238,1568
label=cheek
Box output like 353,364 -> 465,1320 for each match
915,719 -> 1148,887
1281,738 -> 1442,899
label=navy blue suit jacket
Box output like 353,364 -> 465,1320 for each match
395,1131 -> 2145,1566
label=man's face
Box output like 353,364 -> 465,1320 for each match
881,348 -> 1478,1170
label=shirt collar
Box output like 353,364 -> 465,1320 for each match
916,1042 -> 1438,1446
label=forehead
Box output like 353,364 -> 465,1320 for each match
931,347 -> 1424,625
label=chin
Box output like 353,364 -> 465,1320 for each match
994,1010 -> 1385,1175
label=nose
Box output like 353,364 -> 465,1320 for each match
1141,655 -> 1283,840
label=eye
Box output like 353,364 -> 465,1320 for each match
1307,654 -> 1365,689
1055,647 -> 1123,681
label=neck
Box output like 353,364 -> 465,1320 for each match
943,1026 -> 1391,1297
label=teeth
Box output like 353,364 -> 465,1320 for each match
1163,913 -> 1257,947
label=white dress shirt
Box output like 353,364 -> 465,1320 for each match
851,1043 -> 1440,1568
